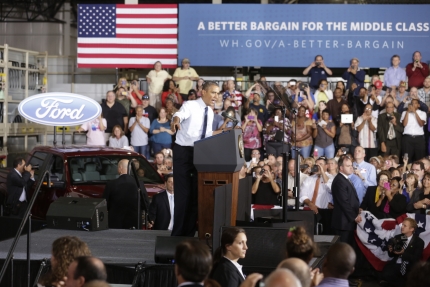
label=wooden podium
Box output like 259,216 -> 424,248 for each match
194,129 -> 245,240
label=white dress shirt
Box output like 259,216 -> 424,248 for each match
174,97 -> 214,146
401,110 -> 427,136
299,172 -> 334,209
167,191 -> 174,231
287,172 -> 308,206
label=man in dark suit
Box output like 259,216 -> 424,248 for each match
103,159 -> 139,229
380,218 -> 424,287
6,157 -> 34,218
175,239 -> 212,287
148,173 -> 174,230
377,102 -> 404,158
331,155 -> 360,245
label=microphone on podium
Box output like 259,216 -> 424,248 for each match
221,111 -> 239,126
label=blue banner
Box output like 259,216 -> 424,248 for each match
178,4 -> 430,67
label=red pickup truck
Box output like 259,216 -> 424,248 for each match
0,146 -> 165,220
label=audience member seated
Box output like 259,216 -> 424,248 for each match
311,109 -> 336,158
148,174 -> 174,230
65,256 -> 107,287
150,107 -> 174,154
277,258 -> 316,287
251,165 -> 280,205
38,236 -> 91,287
210,227 -> 247,287
379,218 -> 424,287
108,125 -> 130,149
285,226 -> 315,264
174,239 -> 212,287
316,243 -> 356,287
242,107 -> 263,162
407,171 -> 430,214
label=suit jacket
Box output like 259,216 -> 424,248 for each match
6,169 -> 33,205
377,112 -> 403,148
103,174 -> 139,229
148,190 -> 172,230
361,186 -> 407,219
387,233 -> 424,274
331,173 -> 360,231
210,257 -> 245,287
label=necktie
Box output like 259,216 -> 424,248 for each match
400,240 -> 408,275
311,175 -> 320,205
201,106 -> 208,139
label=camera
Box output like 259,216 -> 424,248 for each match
311,165 -> 319,173
299,82 -> 308,91
386,114 -> 393,121
299,164 -> 309,169
388,235 -> 407,252
316,61 -> 321,67
341,147 -> 348,154
259,168 -> 265,176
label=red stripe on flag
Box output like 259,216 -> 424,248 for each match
381,220 -> 397,231
354,232 -> 387,271
78,64 -> 178,68
116,34 -> 177,39
396,214 -> 408,225
78,54 -> 177,59
116,14 -> 177,18
422,242 -> 430,261
116,24 -> 177,29
116,4 -> 178,9
78,43 -> 177,49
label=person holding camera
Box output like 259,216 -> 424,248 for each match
406,51 -> 429,89
251,164 -> 280,205
302,55 -> 333,94
6,157 -> 35,218
379,218 -> 424,287
401,99 -> 427,163
116,86 -> 138,116
242,108 -> 263,162
377,102 -> 403,158
299,157 -> 334,214
342,58 -> 365,96
161,79 -> 183,108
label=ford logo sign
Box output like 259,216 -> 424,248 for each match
18,93 -> 101,126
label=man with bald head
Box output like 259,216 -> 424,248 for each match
287,159 -> 308,206
264,269 -> 302,287
65,256 -> 107,287
103,159 -> 140,229
277,258 -> 312,287
317,243 -> 356,287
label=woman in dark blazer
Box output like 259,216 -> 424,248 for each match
407,172 -> 430,214
210,227 -> 248,287
374,177 -> 407,219
361,170 -> 391,219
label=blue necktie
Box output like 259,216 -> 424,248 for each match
201,106 -> 208,139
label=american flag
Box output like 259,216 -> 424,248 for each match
356,211 -> 430,271
77,4 -> 178,68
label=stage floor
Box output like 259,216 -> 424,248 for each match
0,228 -> 171,265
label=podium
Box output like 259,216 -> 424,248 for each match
194,129 -> 245,240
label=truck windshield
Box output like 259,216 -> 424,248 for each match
68,155 -> 163,185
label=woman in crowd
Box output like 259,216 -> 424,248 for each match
369,156 -> 382,174
336,104 -> 358,155
78,114 -> 106,146
245,82 -> 265,102
336,81 -> 346,96
302,157 -> 315,175
242,108 -> 263,162
291,106 -> 313,158
312,101 -> 328,121
150,107 -> 174,154
312,109 -> 336,158
109,125 -> 130,149
263,108 -> 291,157
146,61 -> 172,108
210,227 -> 247,287
116,86 -> 137,116
390,168 -> 401,178
165,98 -> 178,121
38,236 -> 91,287
114,77 -> 128,92
313,79 -> 333,109
285,226 -> 316,264
129,105 -> 151,158
407,171 -> 430,214
402,172 -> 419,203
161,79 -> 182,108
196,78 -> 204,97
187,89 -> 197,101
327,158 -> 338,176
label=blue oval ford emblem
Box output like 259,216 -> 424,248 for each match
18,93 -> 101,126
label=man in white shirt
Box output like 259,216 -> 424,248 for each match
300,157 -> 334,214
287,159 -> 308,206
6,157 -> 34,218
401,99 -> 426,162
170,81 -> 227,236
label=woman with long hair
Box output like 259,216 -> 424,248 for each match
38,236 -> 91,287
285,226 -> 316,264
210,227 -> 247,287
161,79 -> 182,108
150,107 -> 174,154
242,108 -> 263,162
407,171 -> 430,214
196,78 -> 204,97
291,106 -> 313,158
146,61 -> 172,109
108,125 -> 130,149
402,172 -> 419,203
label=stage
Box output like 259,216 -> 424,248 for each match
0,227 -> 338,287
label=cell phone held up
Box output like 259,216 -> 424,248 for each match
248,115 -> 255,120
